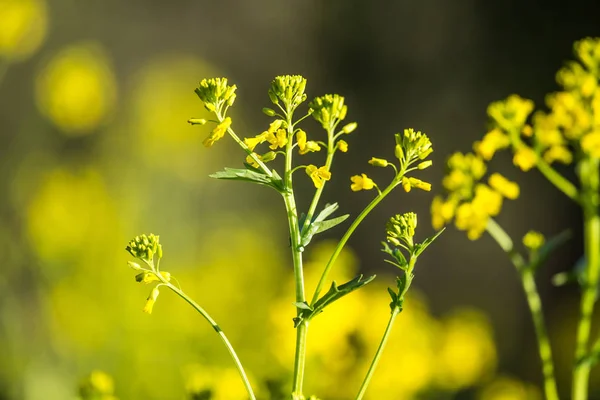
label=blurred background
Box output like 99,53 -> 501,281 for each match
1,0 -> 600,399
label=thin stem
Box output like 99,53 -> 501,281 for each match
310,181 -> 398,305
281,107 -> 308,397
572,157 -> 599,400
485,219 -> 559,400
354,306 -> 400,400
164,282 -> 256,400
536,159 -> 580,203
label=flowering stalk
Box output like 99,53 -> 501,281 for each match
572,157 -> 600,400
486,219 -> 560,400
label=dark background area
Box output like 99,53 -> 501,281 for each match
1,0 -> 600,399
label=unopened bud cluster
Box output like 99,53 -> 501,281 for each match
309,94 -> 348,130
194,77 -> 237,111
268,75 -> 307,108
386,212 -> 418,248
126,233 -> 162,262
395,128 -> 433,165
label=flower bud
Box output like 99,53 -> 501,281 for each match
127,261 -> 142,271
341,122 -> 357,134
143,287 -> 160,314
417,160 -> 433,170
262,107 -> 276,117
368,157 -> 389,167
187,118 -> 207,125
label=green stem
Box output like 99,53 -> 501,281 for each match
282,109 -> 308,398
486,219 -> 560,400
572,157 -> 599,400
354,306 -> 400,400
536,159 -> 579,203
164,282 -> 256,400
310,181 -> 398,305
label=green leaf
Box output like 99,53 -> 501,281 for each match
304,274 -> 376,320
413,227 -> 445,257
300,203 -> 349,247
294,301 -> 313,311
530,229 -> 571,272
209,167 -> 285,192
381,241 -> 408,270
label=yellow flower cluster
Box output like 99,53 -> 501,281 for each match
350,128 -> 433,193
485,38 -> 600,172
432,152 -> 520,240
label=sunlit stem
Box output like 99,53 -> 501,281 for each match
355,256 -> 416,400
310,170 -> 404,305
572,157 -> 599,400
280,104 -> 308,397
161,280 -> 256,400
486,218 -> 559,400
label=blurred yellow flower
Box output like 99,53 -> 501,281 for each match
435,309 -> 497,390
523,230 -> 545,251
512,147 -> 537,171
581,131 -> 600,158
488,173 -> 520,200
184,364 -> 255,400
36,42 -> 117,135
431,195 -> 456,230
337,139 -> 348,152
0,0 -> 47,60
543,145 -> 573,164
478,376 -> 542,400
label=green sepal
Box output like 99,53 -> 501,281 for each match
209,167 -> 285,193
304,274 -> 376,320
381,241 -> 408,270
529,229 -> 571,272
300,203 -> 349,247
412,227 -> 445,257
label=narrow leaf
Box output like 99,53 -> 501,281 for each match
313,214 -> 350,235
413,227 -> 445,257
306,274 -> 376,320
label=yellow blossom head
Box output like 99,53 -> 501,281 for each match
487,95 -> 534,132
350,174 -> 375,191
309,94 -> 348,129
306,165 -> 331,188
488,173 -> 520,200
0,0 -> 47,61
195,77 -> 237,111
269,74 -> 307,108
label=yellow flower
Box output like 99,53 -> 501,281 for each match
36,42 -> 117,135
300,141 -> 321,155
337,140 -> 348,152
488,173 -> 519,200
135,271 -> 171,284
267,128 -> 288,150
0,0 -> 47,61
442,169 -> 470,192
473,129 -> 510,160
409,177 -> 432,192
245,151 -> 276,168
368,157 -> 389,167
512,147 -> 537,171
472,184 -> 503,217
543,145 -> 573,164
581,131 -> 600,158
523,231 -> 545,251
431,195 -> 456,230
244,132 -> 268,151
306,165 -> 331,188
203,117 -> 231,147
487,95 -> 534,132
143,287 -> 160,314
455,202 -> 488,240
350,174 -> 375,191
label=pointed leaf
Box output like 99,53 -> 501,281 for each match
313,214 -> 350,235
294,301 -> 313,311
413,227 -> 445,257
306,274 -> 376,320
209,167 -> 285,193
531,229 -> 572,272
300,203 -> 349,247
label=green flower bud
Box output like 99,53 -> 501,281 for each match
127,261 -> 143,271
309,94 -> 347,129
126,233 -> 160,262
368,157 -> 389,167
395,144 -> 404,160
386,212 -> 418,249
187,118 -> 207,125
262,107 -> 276,117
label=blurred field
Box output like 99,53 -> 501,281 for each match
1,0 -> 600,399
